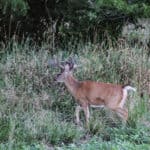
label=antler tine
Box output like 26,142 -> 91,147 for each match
66,56 -> 78,70
72,57 -> 77,66
65,57 -> 72,67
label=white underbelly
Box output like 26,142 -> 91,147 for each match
90,105 -> 105,108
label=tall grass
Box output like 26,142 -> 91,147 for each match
0,40 -> 149,149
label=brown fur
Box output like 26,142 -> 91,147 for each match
62,74 -> 127,125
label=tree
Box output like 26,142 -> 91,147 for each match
0,0 -> 150,45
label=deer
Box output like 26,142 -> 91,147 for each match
50,57 -> 136,126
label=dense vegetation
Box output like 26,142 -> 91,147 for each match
0,0 -> 150,149
0,40 -> 149,149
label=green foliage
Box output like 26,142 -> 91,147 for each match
0,0 -> 28,16
0,0 -> 150,45
0,40 -> 149,149
63,139 -> 150,150
0,118 -> 10,142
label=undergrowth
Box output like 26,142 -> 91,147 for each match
0,40 -> 149,149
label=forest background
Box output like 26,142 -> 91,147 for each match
0,0 -> 150,149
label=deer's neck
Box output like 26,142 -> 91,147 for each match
64,74 -> 80,96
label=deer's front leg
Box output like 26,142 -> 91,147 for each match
82,105 -> 90,126
75,105 -> 82,125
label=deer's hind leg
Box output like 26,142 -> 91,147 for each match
115,107 -> 128,122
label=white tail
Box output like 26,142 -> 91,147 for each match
51,58 -> 136,126
123,85 -> 136,92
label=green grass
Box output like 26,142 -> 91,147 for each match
0,40 -> 149,149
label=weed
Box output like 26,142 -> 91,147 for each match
0,40 -> 149,149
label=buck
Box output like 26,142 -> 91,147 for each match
51,58 -> 136,126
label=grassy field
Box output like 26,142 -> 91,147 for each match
0,40 -> 149,149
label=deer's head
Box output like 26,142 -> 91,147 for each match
49,57 -> 77,83
55,62 -> 75,82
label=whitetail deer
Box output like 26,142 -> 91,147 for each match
51,58 -> 136,126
